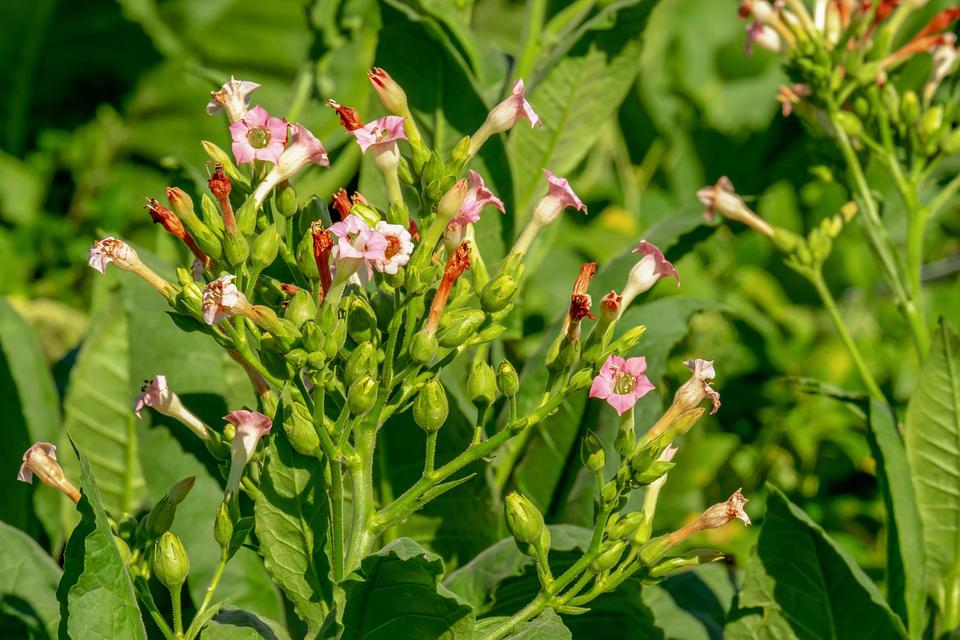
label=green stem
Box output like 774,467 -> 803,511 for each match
424,431 -> 438,475
809,269 -> 885,400
345,423 -> 376,572
927,172 -> 960,218
170,584 -> 184,639
184,552 -> 227,640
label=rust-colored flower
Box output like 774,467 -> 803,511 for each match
423,242 -> 472,335
326,99 -> 364,132
145,198 -> 211,267
312,221 -> 334,297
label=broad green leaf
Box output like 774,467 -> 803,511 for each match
473,609 -> 571,639
0,299 -> 61,535
905,319 -> 960,616
643,564 -> 736,640
562,579 -> 664,640
199,607 -> 292,640
866,399 -> 925,638
61,276 -> 145,517
509,2 -> 657,216
724,606 -> 795,640
737,486 -> 906,640
0,519 -> 62,639
57,449 -> 147,640
255,434 -> 332,634
338,538 -> 474,639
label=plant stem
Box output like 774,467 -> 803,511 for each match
424,431 -> 438,475
927,172 -> 960,218
170,584 -> 184,639
809,269 -> 885,400
184,552 -> 227,640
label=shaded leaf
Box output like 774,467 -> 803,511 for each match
200,607 -> 291,640
473,609 -> 571,639
0,519 -> 62,639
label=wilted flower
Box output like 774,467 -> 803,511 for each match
423,242 -> 472,336
88,237 -> 173,296
620,240 -> 680,309
450,170 -> 505,228
312,221 -> 335,296
145,198 -> 210,267
373,221 -> 414,275
925,34 -> 959,101
326,99 -> 364,132
776,83 -> 811,117
678,359 -> 721,415
697,177 -> 774,237
699,488 -> 751,528
589,354 -> 656,416
17,443 -> 80,503
202,274 -> 250,325
350,115 -> 407,154
207,76 -> 260,123
224,410 -> 272,493
229,105 -> 287,164
134,375 -> 210,441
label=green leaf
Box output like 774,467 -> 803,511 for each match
0,519 -> 62,638
724,605 -> 795,640
905,319 -> 960,618
255,433 -> 332,634
199,607 -> 292,640
57,448 -> 147,640
473,609 -> 571,639
643,564 -> 736,640
865,399 -> 925,638
508,2 -> 657,215
0,299 -> 61,536
736,486 -> 907,640
60,275 -> 145,517
338,538 -> 475,639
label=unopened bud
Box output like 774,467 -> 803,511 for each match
276,181 -> 298,217
496,361 -> 520,397
648,550 -> 724,578
284,290 -> 317,328
214,501 -> 234,550
437,179 -> 469,223
177,281 -> 205,319
284,402 -> 321,456
582,432 -> 606,473
505,492 -> 546,548
566,368 -> 594,392
144,476 -> 196,538
297,230 -> 321,280
413,378 -> 448,433
919,105 -> 944,140
409,330 -> 438,364
301,320 -> 323,352
346,296 -> 379,344
235,197 -> 258,235
467,360 -> 497,407
438,308 -> 487,348
368,67 -> 409,115
609,325 -> 647,355
480,273 -> 518,313
251,224 -> 281,270
901,90 -> 920,125
590,541 -> 626,573
347,375 -> 378,416
345,342 -> 378,386
152,531 -> 189,589
224,230 -> 249,267
608,512 -> 646,541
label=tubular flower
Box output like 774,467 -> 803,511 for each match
468,79 -> 541,157
134,375 -> 210,441
229,105 -> 287,165
224,410 -> 272,494
350,115 -> 407,153
145,198 -> 210,267
202,274 -> 251,324
697,176 -> 774,237
511,170 -> 587,257
253,123 -> 329,206
589,354 -> 656,416
88,237 -> 173,296
643,489 -> 750,566
207,76 -> 260,123
373,221 -> 414,275
18,443 -> 81,503
451,170 -> 505,229
326,99 -> 364,132
678,359 -> 721,415
621,240 -> 680,309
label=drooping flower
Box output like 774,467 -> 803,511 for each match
224,410 -> 273,493
589,354 -> 656,416
450,170 -> 505,228
229,105 -> 288,165
373,221 -> 414,275
350,115 -> 407,153
252,123 -> 329,206
18,442 -> 80,503
145,198 -> 210,267
620,240 -> 680,309
543,169 -> 587,215
677,359 -> 721,415
700,488 -> 751,527
134,375 -> 211,441
510,170 -> 587,257
486,79 -> 542,132
745,21 -> 781,54
207,76 -> 261,123
89,237 -> 137,273
697,177 -> 774,237
202,274 -> 249,325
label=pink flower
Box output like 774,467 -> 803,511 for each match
225,409 -> 273,493
202,275 -> 246,325
330,214 -> 388,266
745,21 -> 781,55
544,169 -> 586,214
207,76 -> 260,123
252,124 -> 329,206
18,442 -> 80,503
624,240 -> 679,301
350,115 -> 407,153
678,358 -> 721,415
135,375 -> 172,418
88,237 -> 138,273
229,105 -> 288,165
373,221 -> 414,275
451,170 -> 505,228
659,445 -> 678,463
487,79 -> 542,131
589,355 -> 656,416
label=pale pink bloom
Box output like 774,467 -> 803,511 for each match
18,442 -> 80,503
925,35 -> 959,101
486,79 -> 542,131
626,240 -> 680,297
745,21 -> 782,54
330,215 -> 388,266
696,177 -> 773,236
350,115 -> 407,153
225,410 -> 273,493
134,374 -> 173,418
679,358 -> 721,415
451,170 -> 505,228
229,105 -> 288,164
658,445 -> 679,463
252,124 -> 329,205
589,354 -> 656,416
373,221 -> 414,275
88,237 -> 138,273
700,488 -> 750,527
202,275 -> 245,325
544,169 -> 586,213
207,76 -> 261,122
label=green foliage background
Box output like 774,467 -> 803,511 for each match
2,0 -> 959,637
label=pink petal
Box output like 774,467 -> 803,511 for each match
589,374 -> 614,400
606,393 -> 636,416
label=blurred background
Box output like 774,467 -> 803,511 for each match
2,0 -> 959,613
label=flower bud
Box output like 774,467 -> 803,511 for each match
275,181 -> 298,217
648,550 -> 724,578
631,459 -> 675,485
284,290 -> 317,328
177,281 -> 205,319
284,402 -> 321,456
437,179 -> 469,224
567,368 -> 594,392
214,501 -> 234,550
346,296 -> 379,344
919,105 -> 944,140
590,541 -> 626,573
345,342 -> 378,387
608,325 -> 648,355
200,193 -> 225,234
505,492 -> 546,548
467,360 -> 497,407
607,512 -> 646,541
438,308 -> 487,348
833,111 -> 863,139
413,378 -> 449,433
152,531 -> 189,589
496,361 -> 520,397
251,224 -> 281,270
901,90 -> 920,125
582,432 -> 606,473
235,197 -> 258,235
368,67 -> 409,115
480,273 -> 518,313
409,330 -> 438,364
301,320 -> 324,352
224,229 -> 250,267
297,230 -> 321,280
347,375 -> 378,416
144,477 -> 195,539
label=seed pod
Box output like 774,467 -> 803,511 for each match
480,273 -> 518,313
152,531 -> 189,589
301,320 -> 323,352
276,181 -> 298,217
467,360 -> 497,407
438,308 -> 487,348
496,361 -> 519,397
284,290 -> 317,328
409,331 -> 438,364
347,296 -> 379,344
590,541 -> 626,573
345,342 -> 378,386
413,378 -> 448,433
347,375 -> 377,416
251,224 -> 281,270
505,492 -> 546,548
